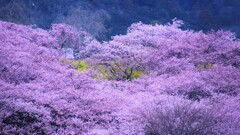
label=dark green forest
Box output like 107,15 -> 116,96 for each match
0,0 -> 239,40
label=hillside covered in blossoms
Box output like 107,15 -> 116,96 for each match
0,18 -> 240,134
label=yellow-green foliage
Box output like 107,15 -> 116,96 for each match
96,63 -> 144,80
130,70 -> 144,80
60,59 -> 144,80
72,61 -> 90,72
101,72 -> 108,78
195,63 -> 214,70
60,58 -> 90,72
96,65 -> 109,78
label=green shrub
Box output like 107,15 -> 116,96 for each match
195,63 -> 214,70
72,61 -> 90,72
60,59 -> 144,80
96,63 -> 144,80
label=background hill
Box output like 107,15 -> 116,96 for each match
0,0 -> 239,40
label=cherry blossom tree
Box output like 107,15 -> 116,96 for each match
0,19 -> 240,134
